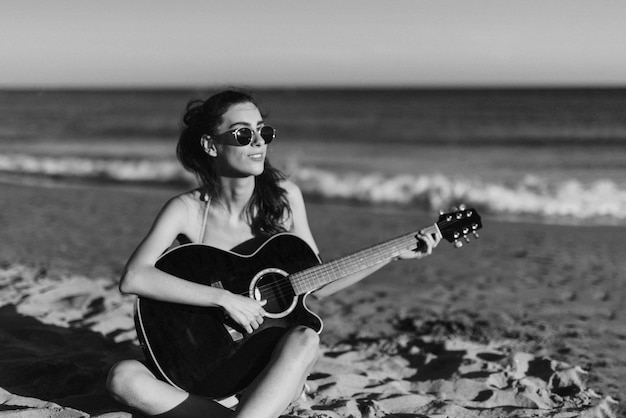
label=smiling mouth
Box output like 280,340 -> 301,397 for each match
248,153 -> 265,161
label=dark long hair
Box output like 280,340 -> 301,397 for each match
177,89 -> 290,235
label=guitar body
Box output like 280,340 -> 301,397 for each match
134,207 -> 483,399
135,233 -> 323,399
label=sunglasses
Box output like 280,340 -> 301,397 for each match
212,126 -> 276,146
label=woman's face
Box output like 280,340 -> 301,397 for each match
213,102 -> 268,178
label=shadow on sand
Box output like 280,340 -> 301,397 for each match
0,304 -> 140,415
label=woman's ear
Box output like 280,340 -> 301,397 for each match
201,135 -> 218,157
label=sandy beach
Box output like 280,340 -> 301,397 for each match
0,180 -> 623,417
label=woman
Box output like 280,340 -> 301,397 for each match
106,89 -> 440,418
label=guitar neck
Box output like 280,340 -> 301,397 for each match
289,224 -> 439,295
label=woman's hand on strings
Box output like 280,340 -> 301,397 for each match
218,292 -> 267,334
397,230 -> 441,260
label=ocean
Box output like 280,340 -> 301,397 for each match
0,88 -> 625,225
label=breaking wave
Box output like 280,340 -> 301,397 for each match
293,168 -> 626,225
1,153 -> 624,225
0,153 -> 187,184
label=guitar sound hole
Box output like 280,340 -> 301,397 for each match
253,272 -> 296,317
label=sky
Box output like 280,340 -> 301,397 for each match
2,0 -> 626,88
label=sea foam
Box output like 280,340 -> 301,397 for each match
1,153 -> 624,225
0,153 -> 185,183
292,168 -> 626,225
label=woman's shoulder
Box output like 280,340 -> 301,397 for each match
279,179 -> 306,215
151,189 -> 204,237
279,179 -> 303,198
161,189 -> 204,215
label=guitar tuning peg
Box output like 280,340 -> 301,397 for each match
454,240 -> 464,248
464,235 -> 471,243
459,203 -> 466,210
473,231 -> 480,239
439,209 -> 444,215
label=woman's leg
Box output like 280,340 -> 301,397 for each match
233,326 -> 319,418
106,359 -> 233,417
107,326 -> 318,418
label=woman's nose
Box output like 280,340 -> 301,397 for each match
251,129 -> 265,146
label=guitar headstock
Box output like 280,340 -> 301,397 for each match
436,205 -> 482,248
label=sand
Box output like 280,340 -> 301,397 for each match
0,181 -> 623,417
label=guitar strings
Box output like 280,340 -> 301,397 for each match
225,223 -> 441,301
209,215 -> 476,306
223,233 -> 423,303
225,249 -> 393,302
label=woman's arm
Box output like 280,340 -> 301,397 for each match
120,195 -> 266,334
120,195 -> 212,303
282,180 -> 319,254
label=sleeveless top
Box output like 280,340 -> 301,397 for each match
199,190 -> 211,244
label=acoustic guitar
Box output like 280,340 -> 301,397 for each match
135,207 -> 482,398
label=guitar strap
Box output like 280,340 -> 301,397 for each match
199,192 -> 211,243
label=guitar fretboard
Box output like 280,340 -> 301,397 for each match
289,228 -> 429,295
